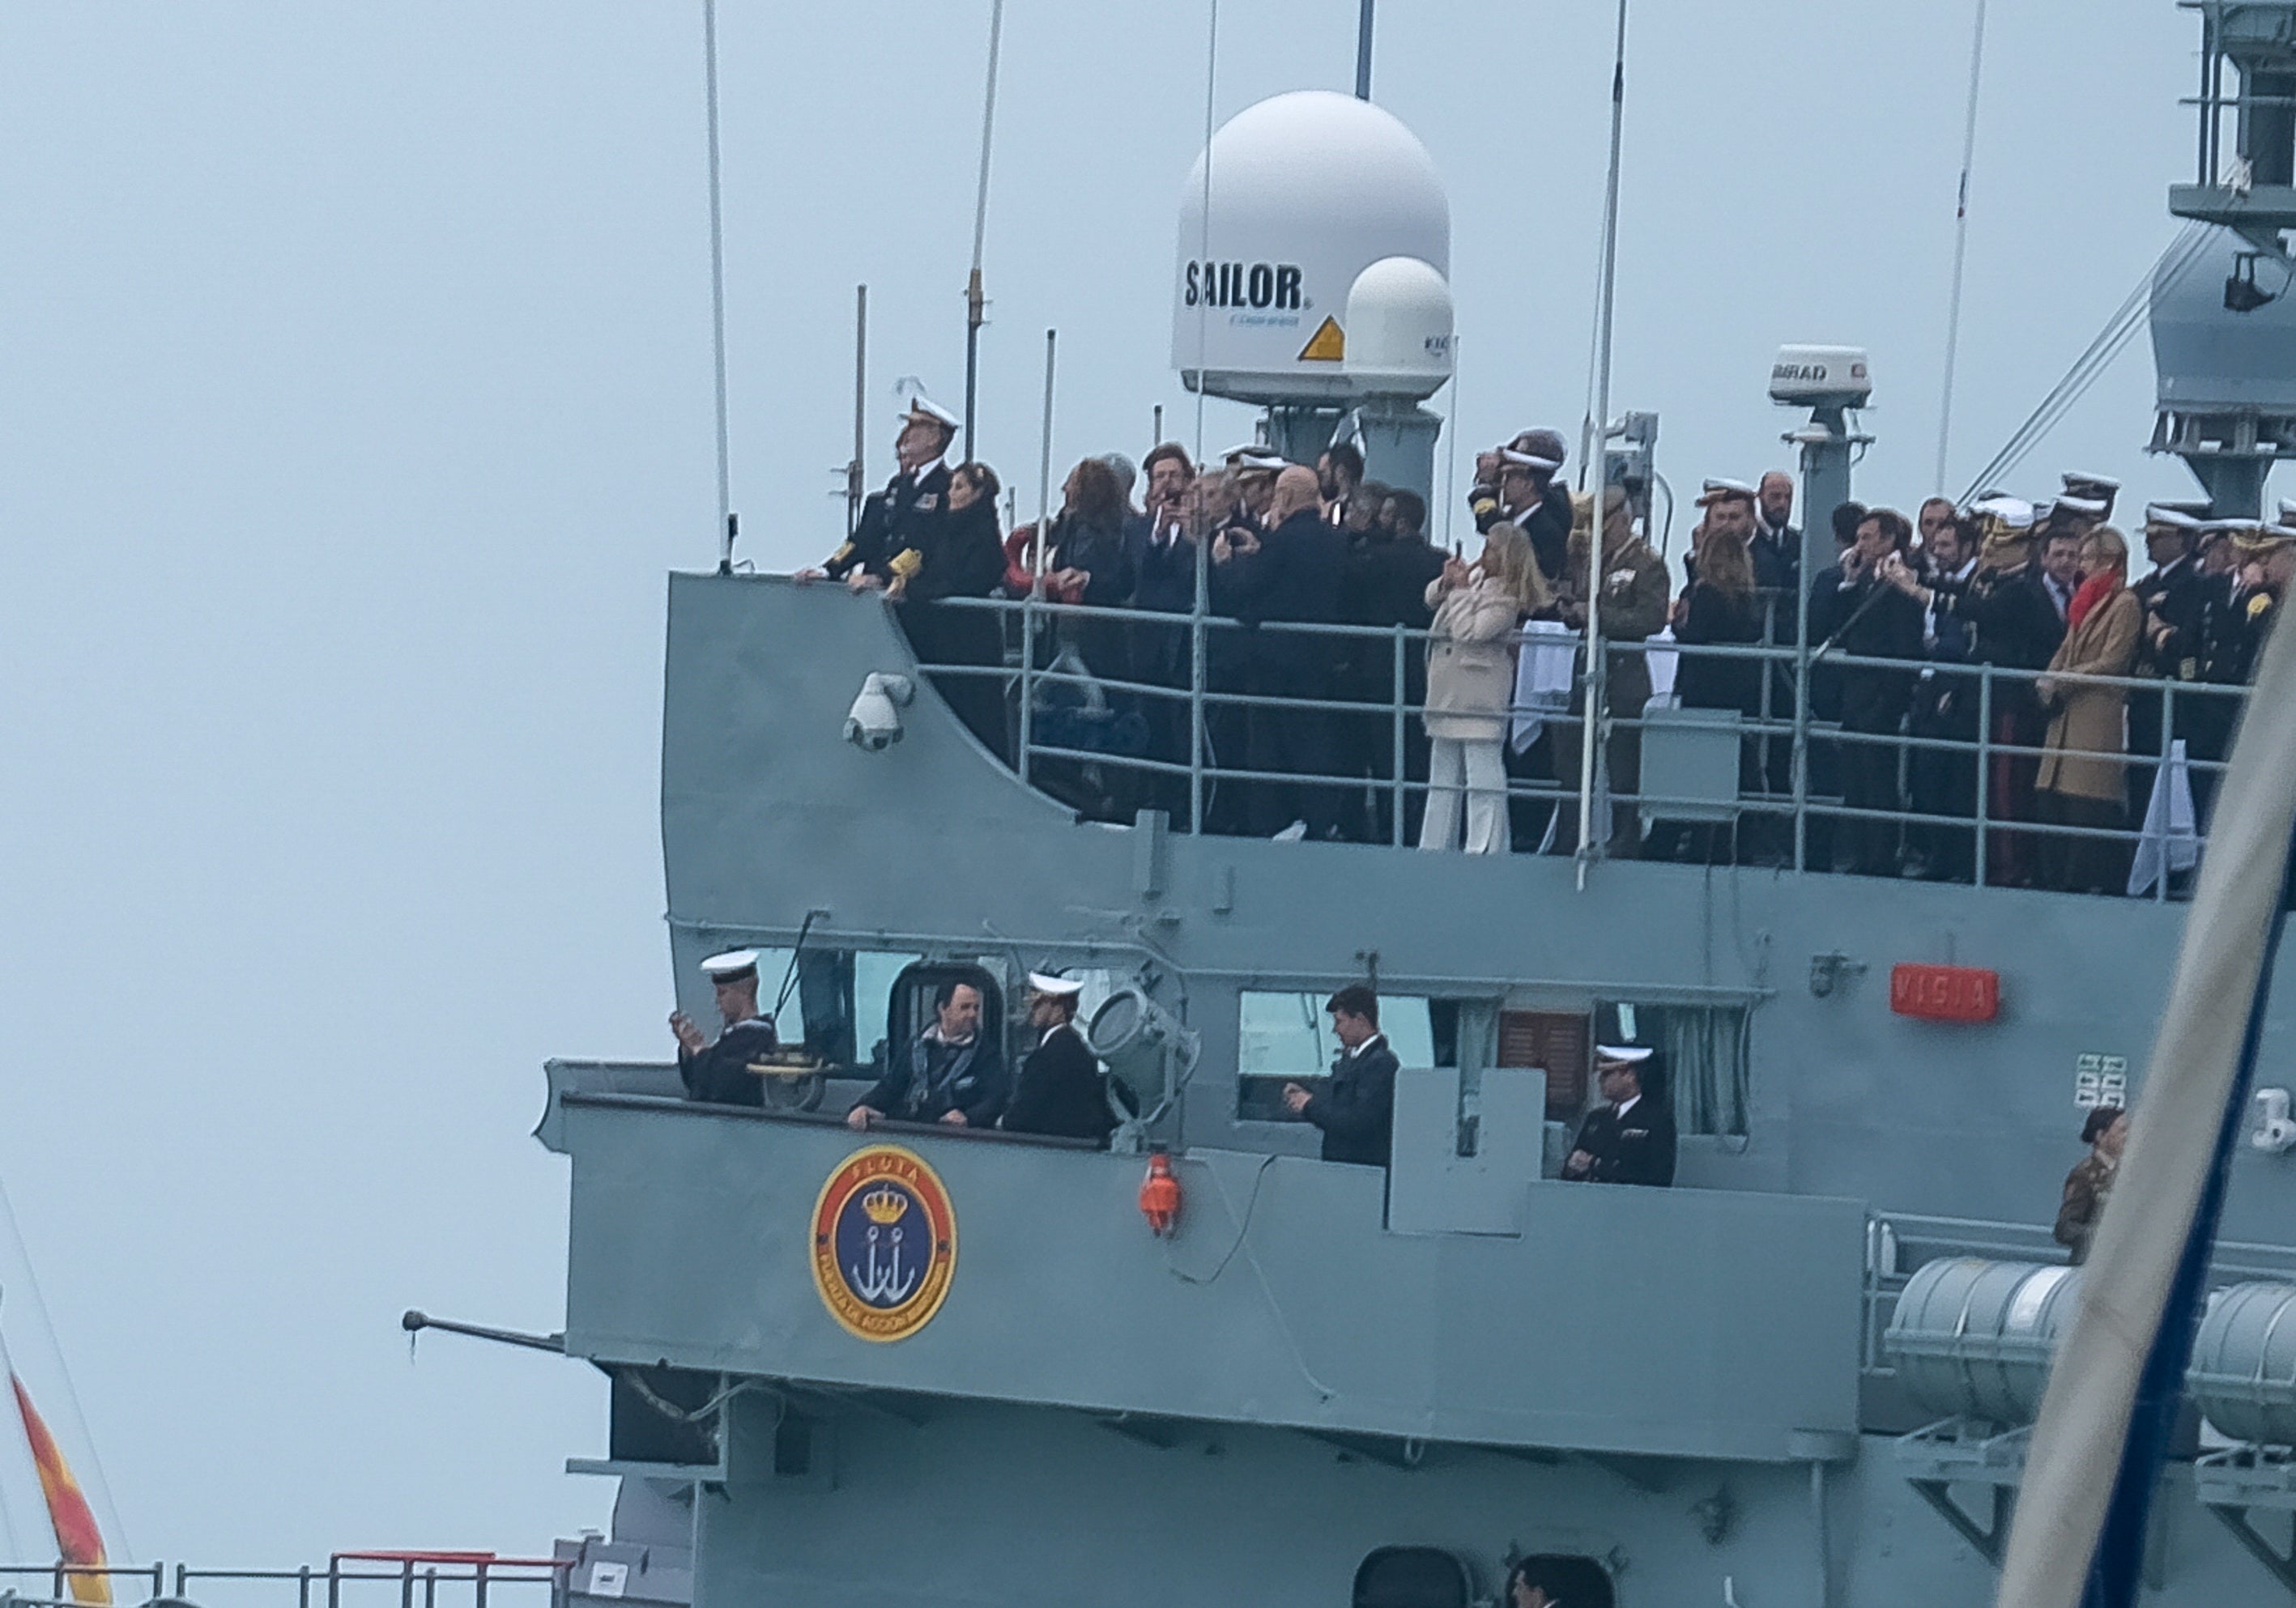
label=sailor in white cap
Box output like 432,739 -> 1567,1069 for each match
999,973 -> 1120,1145
2060,471 -> 2121,520
806,394 -> 961,587
1561,1045 -> 1676,1186
1460,429 -> 1569,581
671,949 -> 781,1107
2129,502 -> 2214,823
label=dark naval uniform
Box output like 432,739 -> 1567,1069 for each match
678,1015 -> 777,1108
2128,552 -> 2213,822
856,1028 -> 1008,1126
1568,1095 -> 1677,1186
1000,1021 -> 1118,1146
825,461 -> 953,583
1301,1032 -> 1399,1168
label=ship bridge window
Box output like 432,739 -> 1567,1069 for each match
1236,991 -> 1445,1122
735,946 -> 923,1069
1594,999 -> 1750,1138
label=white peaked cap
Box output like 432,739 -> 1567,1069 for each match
1595,1044 -> 1655,1065
1973,496 -> 2036,531
2055,495 -> 2109,518
903,396 -> 961,432
1500,448 -> 1564,471
2062,471 -> 2122,492
1027,972 -> 1084,998
2146,505 -> 2204,530
2277,498 -> 2296,525
701,949 -> 760,978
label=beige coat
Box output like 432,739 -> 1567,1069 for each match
2035,586 -> 2141,802
1421,573 -> 1521,742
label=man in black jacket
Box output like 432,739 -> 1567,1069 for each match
1229,466 -> 1348,838
1813,508 -> 1925,875
1564,1046 -> 1676,1186
1001,974 -> 1119,1146
848,980 -> 1007,1129
670,949 -> 779,1108
1341,490 -> 1447,843
1282,985 -> 1398,1168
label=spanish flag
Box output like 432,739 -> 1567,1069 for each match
11,1375 -> 109,1605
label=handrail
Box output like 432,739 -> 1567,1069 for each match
874,587 -> 2252,895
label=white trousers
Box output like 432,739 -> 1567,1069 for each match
1420,735 -> 1510,853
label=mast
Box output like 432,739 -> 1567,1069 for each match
701,0 -> 735,573
847,286 -> 867,539
1932,0 -> 1988,492
1354,0 -> 1374,100
1574,0 -> 1629,883
963,0 -> 1006,453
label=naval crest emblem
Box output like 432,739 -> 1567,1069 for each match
811,1144 -> 957,1342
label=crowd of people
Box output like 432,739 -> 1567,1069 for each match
796,398 -> 2294,895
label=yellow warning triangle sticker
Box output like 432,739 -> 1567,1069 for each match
1297,317 -> 1345,362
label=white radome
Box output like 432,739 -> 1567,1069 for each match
1344,256 -> 1455,401
1172,91 -> 1450,405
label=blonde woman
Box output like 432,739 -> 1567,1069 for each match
1420,524 -> 1547,853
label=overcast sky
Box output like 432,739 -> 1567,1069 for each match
0,0 -> 2221,1568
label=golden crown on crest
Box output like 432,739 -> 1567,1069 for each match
860,1184 -> 909,1226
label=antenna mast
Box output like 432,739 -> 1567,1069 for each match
1933,0 -> 1988,493
701,0 -> 736,572
964,0 -> 1007,453
848,286 -> 868,539
1354,0 -> 1374,100
1574,0 -> 1630,883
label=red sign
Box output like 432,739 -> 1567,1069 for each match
1890,964 -> 2001,1023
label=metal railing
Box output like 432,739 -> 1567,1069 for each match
0,1558 -> 572,1608
896,589 -> 2251,898
1858,1209 -> 2296,1376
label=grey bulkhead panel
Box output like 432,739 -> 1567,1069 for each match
655,574 -> 2296,1241
559,1097 -> 1862,1464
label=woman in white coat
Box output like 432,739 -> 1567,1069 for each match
1420,524 -> 1546,853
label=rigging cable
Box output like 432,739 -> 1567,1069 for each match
1932,0 -> 1989,491
0,1175 -> 130,1565
1958,224 -> 2213,504
701,0 -> 735,572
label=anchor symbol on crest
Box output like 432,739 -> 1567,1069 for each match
850,1222 -> 918,1304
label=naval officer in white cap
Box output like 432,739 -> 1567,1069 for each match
808,395 -> 961,588
999,973 -> 1121,1146
1561,1045 -> 1676,1186
671,950 -> 781,1108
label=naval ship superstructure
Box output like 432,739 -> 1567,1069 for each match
505,11 -> 2296,1606
18,7 -> 2296,1608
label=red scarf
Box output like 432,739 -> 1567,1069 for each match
2068,568 -> 2123,630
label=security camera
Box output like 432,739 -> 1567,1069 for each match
843,673 -> 914,751
2253,1087 -> 2296,1155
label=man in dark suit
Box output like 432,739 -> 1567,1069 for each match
810,398 -> 960,585
1564,1046 -> 1676,1186
1229,465 -> 1348,838
1001,974 -> 1119,1146
1282,985 -> 1398,1168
